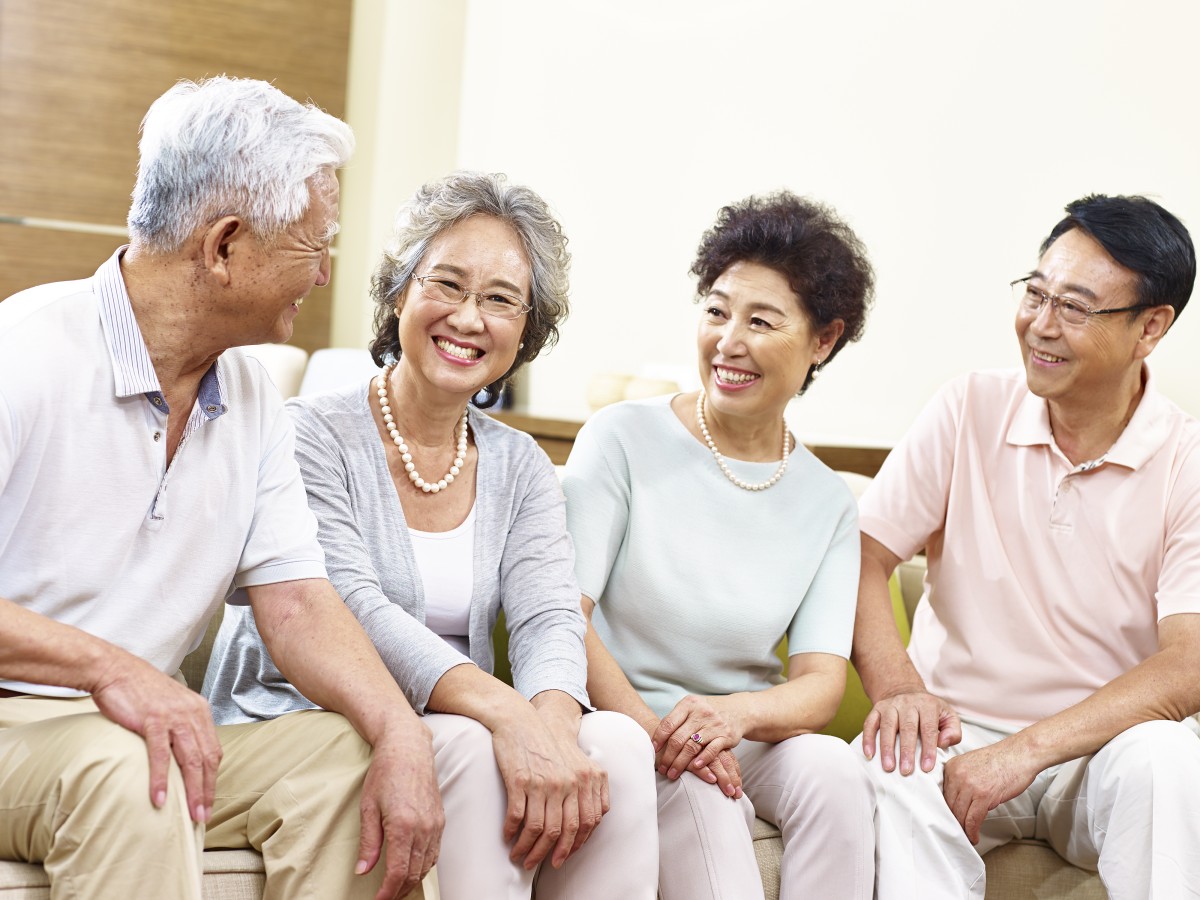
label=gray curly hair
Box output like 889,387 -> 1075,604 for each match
369,171 -> 570,407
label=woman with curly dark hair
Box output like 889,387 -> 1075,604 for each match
563,191 -> 876,899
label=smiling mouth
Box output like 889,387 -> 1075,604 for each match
714,366 -> 759,385
1031,349 -> 1066,364
435,338 -> 482,360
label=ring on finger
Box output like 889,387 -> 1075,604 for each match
691,732 -> 703,745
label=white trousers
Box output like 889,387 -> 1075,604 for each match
427,710 -> 659,900
656,732 -> 875,900
863,717 -> 1200,899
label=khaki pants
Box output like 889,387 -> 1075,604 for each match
864,717 -> 1200,899
0,694 -> 390,900
655,732 -> 875,900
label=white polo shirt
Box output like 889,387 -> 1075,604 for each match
859,368 -> 1200,732
0,249 -> 326,696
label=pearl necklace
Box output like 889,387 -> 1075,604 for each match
695,390 -> 790,491
376,365 -> 468,494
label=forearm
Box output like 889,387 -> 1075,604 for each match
851,538 -> 925,702
427,661 -> 544,731
250,579 -> 425,746
1009,634 -> 1200,771
733,666 -> 846,743
0,597 -> 131,691
582,618 -> 659,734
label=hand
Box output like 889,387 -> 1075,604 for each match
861,689 -> 962,774
492,716 -> 610,871
651,695 -> 745,789
90,652 -> 222,823
354,723 -> 444,900
692,748 -> 744,799
942,738 -> 1039,844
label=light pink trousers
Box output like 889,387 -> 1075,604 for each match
656,732 -> 875,900
863,717 -> 1200,899
427,710 -> 659,899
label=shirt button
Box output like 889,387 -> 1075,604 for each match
153,431 -> 162,442
152,397 -> 163,406
1061,481 -> 1072,493
206,405 -> 218,413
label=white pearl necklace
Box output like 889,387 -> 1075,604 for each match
376,365 -> 468,494
695,390 -> 790,491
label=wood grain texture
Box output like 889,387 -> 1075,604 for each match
1,0 -> 352,351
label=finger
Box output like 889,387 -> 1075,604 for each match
896,707 -> 920,775
509,794 -> 546,866
919,707 -> 940,772
356,796 -> 384,877
170,726 -> 209,822
939,708 -> 964,748
519,795 -> 559,871
551,789 -> 581,867
662,728 -> 706,779
651,711 -> 683,752
861,709 -> 880,760
878,706 -> 900,772
689,734 -> 730,773
503,783 -> 528,844
963,797 -> 987,845
599,768 -> 611,815
707,755 -> 738,798
142,722 -> 172,809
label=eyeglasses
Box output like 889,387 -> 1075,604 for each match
1010,276 -> 1150,327
413,274 -> 530,320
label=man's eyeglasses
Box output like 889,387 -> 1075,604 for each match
1010,277 -> 1150,327
413,274 -> 531,320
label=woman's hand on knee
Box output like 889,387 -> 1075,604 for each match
652,694 -> 745,782
693,749 -> 744,799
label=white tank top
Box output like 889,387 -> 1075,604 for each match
408,503 -> 476,656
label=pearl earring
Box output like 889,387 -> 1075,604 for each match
519,342 -> 525,350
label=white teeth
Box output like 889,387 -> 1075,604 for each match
294,298 -> 304,306
716,367 -> 758,384
1033,350 -> 1065,363
436,338 -> 481,360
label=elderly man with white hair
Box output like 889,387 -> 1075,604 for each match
0,77 -> 442,900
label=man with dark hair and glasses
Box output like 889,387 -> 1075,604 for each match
851,194 -> 1200,896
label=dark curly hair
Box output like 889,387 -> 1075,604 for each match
690,191 -> 874,394
368,171 -> 570,407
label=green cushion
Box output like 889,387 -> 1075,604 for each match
777,574 -> 911,743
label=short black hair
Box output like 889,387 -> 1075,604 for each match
1041,194 -> 1195,320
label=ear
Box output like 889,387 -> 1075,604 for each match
1133,305 -> 1176,360
813,318 -> 845,363
201,216 -> 248,286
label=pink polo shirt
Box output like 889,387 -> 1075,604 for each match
859,368 -> 1200,732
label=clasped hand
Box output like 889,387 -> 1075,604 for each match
492,718 -> 609,871
651,694 -> 744,799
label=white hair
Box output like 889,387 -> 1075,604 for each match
127,76 -> 354,252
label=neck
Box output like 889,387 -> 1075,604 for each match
1048,366 -> 1145,465
121,245 -> 226,389
386,361 -> 471,447
699,391 -> 787,462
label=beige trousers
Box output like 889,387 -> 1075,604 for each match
427,710 -> 659,900
865,717 -> 1200,899
656,732 -> 875,900
0,694 -> 390,900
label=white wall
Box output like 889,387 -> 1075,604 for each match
447,0 -> 1200,446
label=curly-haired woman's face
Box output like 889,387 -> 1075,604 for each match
697,262 -> 841,424
394,215 -> 530,400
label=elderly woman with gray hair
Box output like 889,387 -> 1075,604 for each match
204,171 -> 657,899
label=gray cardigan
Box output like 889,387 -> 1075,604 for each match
204,381 -> 589,722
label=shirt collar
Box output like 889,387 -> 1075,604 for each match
94,246 -> 227,418
1005,364 -> 1169,471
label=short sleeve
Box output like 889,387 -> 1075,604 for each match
232,405 -> 327,589
1157,438 -> 1200,620
858,377 -> 964,562
561,410 -> 632,604
785,495 -> 859,659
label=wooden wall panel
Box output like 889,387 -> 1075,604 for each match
0,0 -> 352,352
0,225 -> 125,298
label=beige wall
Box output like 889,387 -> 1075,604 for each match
337,0 -> 1200,445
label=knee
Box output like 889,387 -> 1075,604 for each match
579,711 -> 655,771
1095,719 -> 1200,792
429,713 -> 496,772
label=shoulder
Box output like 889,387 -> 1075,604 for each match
0,279 -> 99,361
576,395 -> 676,447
